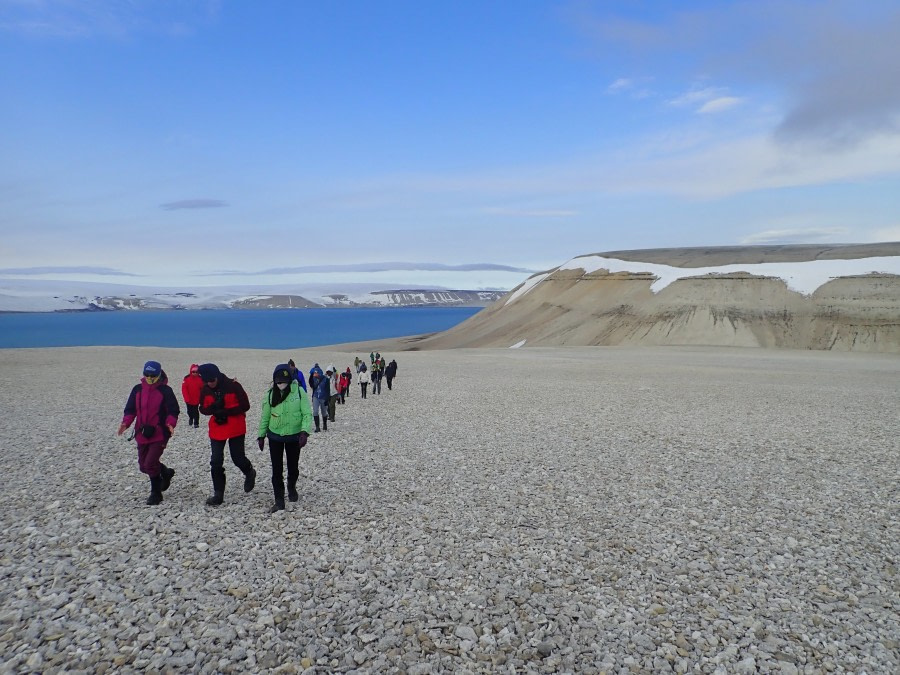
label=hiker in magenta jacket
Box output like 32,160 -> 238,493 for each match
181,363 -> 204,428
197,363 -> 255,506
117,360 -> 180,505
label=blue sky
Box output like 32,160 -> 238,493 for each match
2,0 -> 899,285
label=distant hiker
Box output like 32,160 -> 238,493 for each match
257,364 -> 312,513
338,369 -> 350,404
327,366 -> 340,422
287,359 -> 308,392
308,368 -> 330,432
385,359 -> 398,390
181,363 -> 203,428
117,360 -> 180,505
357,362 -> 370,398
354,356 -> 361,371
343,366 -> 353,398
369,351 -> 375,364
197,363 -> 255,506
371,359 -> 383,395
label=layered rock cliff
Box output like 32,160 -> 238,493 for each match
404,243 -> 900,352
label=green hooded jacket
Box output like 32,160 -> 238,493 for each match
258,380 -> 312,439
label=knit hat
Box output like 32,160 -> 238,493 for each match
190,364 -> 199,373
143,360 -> 162,377
273,364 -> 292,384
197,363 -> 221,381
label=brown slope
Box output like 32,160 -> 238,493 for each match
400,244 -> 900,353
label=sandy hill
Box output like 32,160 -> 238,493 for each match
399,243 -> 900,353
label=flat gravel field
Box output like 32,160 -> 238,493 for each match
0,346 -> 897,674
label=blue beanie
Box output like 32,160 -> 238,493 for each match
143,360 -> 162,377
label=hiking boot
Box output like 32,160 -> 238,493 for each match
206,468 -> 225,506
160,464 -> 175,492
244,467 -> 256,493
147,476 -> 163,505
287,482 -> 299,502
270,499 -> 286,513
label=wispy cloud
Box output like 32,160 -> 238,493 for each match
0,0 -> 219,39
0,266 -> 140,276
484,207 -> 578,217
161,199 -> 228,210
196,262 -> 539,277
740,227 -> 850,245
697,97 -> 743,114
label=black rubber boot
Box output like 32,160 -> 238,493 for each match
147,476 -> 163,505
322,416 -> 327,431
160,464 -> 175,492
287,480 -> 298,503
206,469 -> 225,506
314,416 -> 320,433
244,466 -> 256,493
271,480 -> 286,512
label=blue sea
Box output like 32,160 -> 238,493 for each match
0,307 -> 481,349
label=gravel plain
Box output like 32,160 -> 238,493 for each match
0,345 -> 898,674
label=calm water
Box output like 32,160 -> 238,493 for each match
0,307 -> 481,349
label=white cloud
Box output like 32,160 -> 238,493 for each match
697,97 -> 743,114
607,78 -> 633,93
668,86 -> 724,108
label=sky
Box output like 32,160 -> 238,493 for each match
2,0 -> 899,288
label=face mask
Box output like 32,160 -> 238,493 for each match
276,382 -> 289,390
145,375 -> 160,384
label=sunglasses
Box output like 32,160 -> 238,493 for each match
144,374 -> 160,382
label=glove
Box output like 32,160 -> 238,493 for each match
214,415 -> 228,425
257,437 -> 265,451
298,431 -> 309,449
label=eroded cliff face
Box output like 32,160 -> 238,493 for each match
407,245 -> 900,352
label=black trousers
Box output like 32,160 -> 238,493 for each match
210,435 -> 252,474
386,375 -> 393,390
269,439 -> 300,498
360,383 -> 368,398
186,404 -> 200,426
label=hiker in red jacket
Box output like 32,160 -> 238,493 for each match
181,363 -> 204,428
197,363 -> 255,506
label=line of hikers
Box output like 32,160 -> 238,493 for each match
117,353 -> 398,512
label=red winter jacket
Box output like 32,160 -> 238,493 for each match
182,366 -> 204,406
199,375 -> 251,441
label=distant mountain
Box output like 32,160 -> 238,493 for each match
0,284 -> 508,312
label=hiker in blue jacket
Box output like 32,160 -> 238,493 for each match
287,359 -> 307,392
308,368 -> 330,432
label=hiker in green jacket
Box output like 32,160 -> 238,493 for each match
257,364 -> 312,513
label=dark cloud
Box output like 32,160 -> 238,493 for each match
160,199 -> 228,210
572,1 -> 900,147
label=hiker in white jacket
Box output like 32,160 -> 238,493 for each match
357,363 -> 371,399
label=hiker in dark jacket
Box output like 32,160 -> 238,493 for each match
308,369 -> 330,432
117,360 -> 180,505
197,363 -> 255,506
385,359 -> 398,390
287,358 -> 307,392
